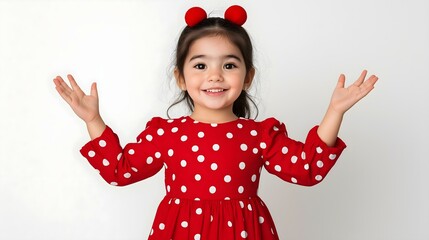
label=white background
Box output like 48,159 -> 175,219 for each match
1,0 -> 428,239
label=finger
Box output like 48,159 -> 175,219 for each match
67,74 -> 84,97
336,74 -> 346,89
90,82 -> 98,98
54,82 -> 73,104
353,69 -> 367,86
53,76 -> 73,96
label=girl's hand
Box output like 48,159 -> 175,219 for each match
329,70 -> 378,114
53,74 -> 101,124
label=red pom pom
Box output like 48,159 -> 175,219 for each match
224,5 -> 247,26
185,7 -> 207,27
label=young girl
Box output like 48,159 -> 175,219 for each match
53,5 -> 378,240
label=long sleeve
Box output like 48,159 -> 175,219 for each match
80,118 -> 164,186
261,118 -> 346,186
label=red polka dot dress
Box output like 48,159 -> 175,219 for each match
81,116 -> 346,239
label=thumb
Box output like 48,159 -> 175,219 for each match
90,82 -> 98,98
336,74 -> 346,89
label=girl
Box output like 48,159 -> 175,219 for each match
53,5 -> 378,240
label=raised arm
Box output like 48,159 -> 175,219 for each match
317,70 -> 379,146
53,74 -> 106,139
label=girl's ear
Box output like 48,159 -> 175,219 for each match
244,67 -> 255,90
174,68 -> 187,91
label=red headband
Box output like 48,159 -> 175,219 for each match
185,5 -> 247,27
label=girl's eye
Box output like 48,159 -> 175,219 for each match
224,63 -> 236,69
194,64 -> 206,70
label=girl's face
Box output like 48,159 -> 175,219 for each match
175,35 -> 254,122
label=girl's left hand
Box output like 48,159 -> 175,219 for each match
329,70 -> 379,114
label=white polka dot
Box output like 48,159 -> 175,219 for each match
157,128 -> 164,136
131,167 -> 138,172
181,185 -> 187,193
175,199 -> 180,204
315,175 -> 323,181
181,221 -> 188,228
211,123 -> 218,127
316,147 -> 323,153
226,132 -> 233,139
317,160 -> 324,168
212,144 -> 220,151
195,174 -> 201,181
265,161 -> 270,166
102,159 -> 109,166
209,186 -> 216,194
238,186 -> 244,194
227,221 -> 233,227
211,163 -> 218,170
150,228 -> 153,235
88,150 -> 95,157
146,135 -> 153,141
251,174 -> 257,182
237,123 -> 243,129
260,142 -> 267,149
192,145 -> 199,152
240,144 -> 248,151
239,162 -> 246,170
181,118 -> 186,123
197,155 -> 205,162
128,149 -> 135,155
239,201 -> 244,208
198,131 -> 204,138
167,119 -> 174,123
210,215 -> 214,222
247,204 -> 252,211
172,174 -> 176,181
137,138 -> 142,143
291,156 -> 298,164
168,149 -> 174,156
224,175 -> 232,183
291,177 -> 298,183
180,135 -> 188,141
99,140 -> 106,147
110,182 -> 118,186
196,208 -> 202,215
250,130 -> 258,136
329,154 -> 337,160
304,163 -> 309,170
124,172 -> 131,178
155,152 -> 161,158
301,151 -> 306,160
171,127 -> 178,133
146,156 -> 153,164
180,160 -> 187,167
194,234 -> 201,240
282,146 -> 288,154
273,126 -> 279,131
274,165 -> 282,172
159,223 -> 165,230
241,230 -> 248,238
253,148 -> 259,154
117,153 -> 122,161
259,216 -> 265,224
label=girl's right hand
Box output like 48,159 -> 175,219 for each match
53,74 -> 101,124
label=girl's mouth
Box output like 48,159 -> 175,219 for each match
204,89 -> 225,93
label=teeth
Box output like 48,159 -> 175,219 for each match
206,89 -> 224,93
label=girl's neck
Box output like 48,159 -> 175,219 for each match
190,109 -> 238,124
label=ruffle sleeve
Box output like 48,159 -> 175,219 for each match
80,117 -> 164,186
260,118 -> 346,186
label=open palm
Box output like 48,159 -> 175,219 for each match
329,70 -> 378,114
53,74 -> 100,123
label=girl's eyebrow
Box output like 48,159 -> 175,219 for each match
189,54 -> 242,62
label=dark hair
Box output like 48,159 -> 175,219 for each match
167,17 -> 258,119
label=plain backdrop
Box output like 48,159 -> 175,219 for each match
1,0 -> 428,239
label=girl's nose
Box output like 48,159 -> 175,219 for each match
208,68 -> 224,82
